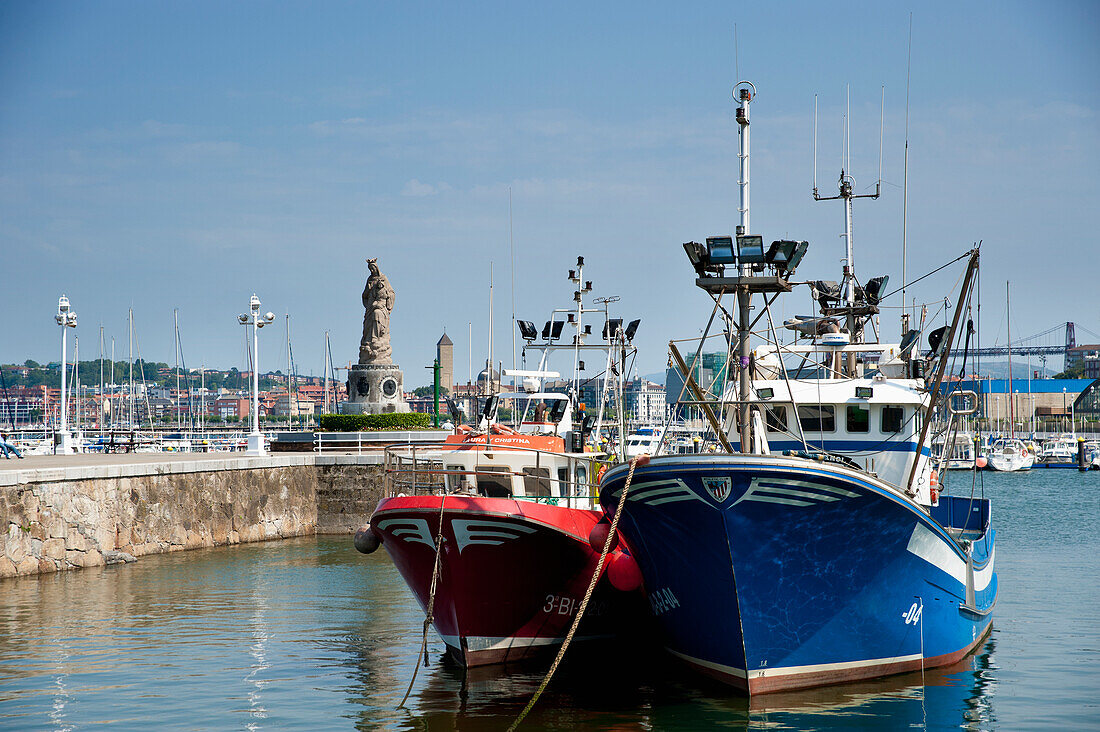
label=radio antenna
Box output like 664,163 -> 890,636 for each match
901,12 -> 913,332
813,84 -> 883,348
734,23 -> 740,82
813,94 -> 819,197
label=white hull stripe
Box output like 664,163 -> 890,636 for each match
905,523 -> 995,591
375,518 -> 435,548
750,486 -> 842,502
744,495 -> 815,507
667,648 -> 747,679
756,478 -> 860,498
906,523 -> 966,585
626,479 -> 705,507
451,518 -> 536,553
670,647 -> 924,681
439,634 -> 604,653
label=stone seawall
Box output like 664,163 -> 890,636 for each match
0,455 -> 384,579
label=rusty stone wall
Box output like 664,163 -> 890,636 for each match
0,457 -> 384,579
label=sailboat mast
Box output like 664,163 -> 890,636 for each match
128,308 -> 134,427
110,336 -> 114,431
286,313 -> 292,427
74,336 -> 80,432
1006,281 -> 1014,438
99,326 -> 104,435
323,331 -> 331,415
175,309 -> 181,430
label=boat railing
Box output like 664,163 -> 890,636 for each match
381,442 -> 609,511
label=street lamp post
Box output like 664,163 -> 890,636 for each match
239,294 -> 275,455
55,295 -> 78,454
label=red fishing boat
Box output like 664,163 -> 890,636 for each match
356,257 -> 646,666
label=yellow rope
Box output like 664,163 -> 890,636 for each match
397,494 -> 447,709
506,455 -> 647,731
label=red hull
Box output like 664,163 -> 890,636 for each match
371,495 -> 636,666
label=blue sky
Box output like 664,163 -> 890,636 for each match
2,1 -> 1098,382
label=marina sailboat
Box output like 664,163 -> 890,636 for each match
598,84 -> 995,694
987,282 -> 1033,471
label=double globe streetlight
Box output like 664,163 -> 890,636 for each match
55,295 -> 78,454
238,294 -> 275,456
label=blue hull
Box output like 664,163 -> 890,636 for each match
600,455 -> 996,694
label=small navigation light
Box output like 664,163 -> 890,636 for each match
238,314 -> 249,324
706,236 -> 737,265
578,360 -> 585,371
603,318 -> 623,340
584,325 -> 592,335
517,320 -> 538,341
625,319 -> 641,341
736,235 -> 766,267
757,387 -> 775,400
568,269 -> 576,280
856,386 -> 874,399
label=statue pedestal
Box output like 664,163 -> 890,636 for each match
344,363 -> 410,415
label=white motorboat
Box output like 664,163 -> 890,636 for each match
986,437 -> 1034,472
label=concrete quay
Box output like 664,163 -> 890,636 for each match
1,452 -> 384,579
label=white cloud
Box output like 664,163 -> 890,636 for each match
401,179 -> 448,196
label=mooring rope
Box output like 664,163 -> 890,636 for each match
506,454 -> 648,731
397,494 -> 447,709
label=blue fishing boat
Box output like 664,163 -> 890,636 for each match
599,82 -> 994,694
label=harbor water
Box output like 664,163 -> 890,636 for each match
1,471 -> 1097,730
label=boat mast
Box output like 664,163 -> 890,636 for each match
109,336 -> 114,431
73,336 -> 80,433
175,308 -> 181,431
735,82 -> 753,453
99,325 -> 105,435
323,331 -> 331,415
1006,281 -> 1014,438
813,87 -> 883,357
128,307 -> 134,428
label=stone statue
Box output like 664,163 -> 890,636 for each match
359,258 -> 396,364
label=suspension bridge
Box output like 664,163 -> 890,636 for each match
970,322 -> 1100,362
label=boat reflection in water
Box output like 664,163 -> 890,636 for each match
386,636 -> 997,729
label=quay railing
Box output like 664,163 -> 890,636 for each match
381,441 -> 612,512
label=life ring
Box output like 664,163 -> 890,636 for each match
596,464 -> 608,483
490,423 -> 517,435
1020,448 -> 1027,458
929,469 -> 939,488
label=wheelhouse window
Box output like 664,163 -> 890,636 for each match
797,405 -> 835,432
475,465 -> 513,498
846,405 -> 869,433
445,464 -> 465,491
881,405 -> 905,434
522,467 -> 552,498
765,406 -> 788,432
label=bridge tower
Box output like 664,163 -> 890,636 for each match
1066,321 -> 1076,350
